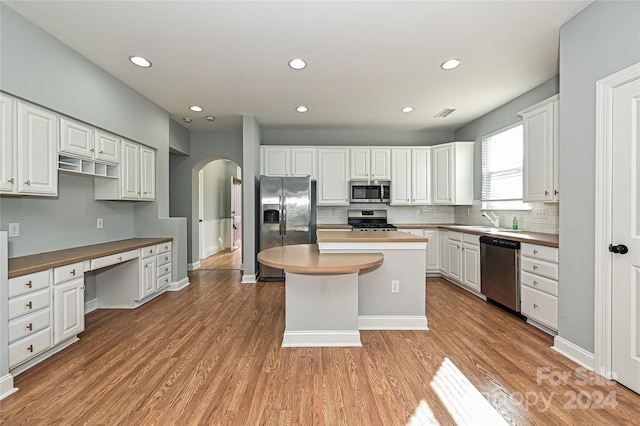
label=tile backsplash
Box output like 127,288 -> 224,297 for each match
317,201 -> 559,234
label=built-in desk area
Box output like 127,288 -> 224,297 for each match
4,238 -> 173,378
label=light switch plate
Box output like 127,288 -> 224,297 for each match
97,218 -> 104,229
8,223 -> 19,237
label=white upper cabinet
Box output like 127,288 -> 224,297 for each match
59,116 -> 95,159
14,100 -> 58,196
262,146 -> 290,177
95,139 -> 154,201
390,148 -> 412,205
411,148 -> 431,205
0,94 -> 15,193
351,148 -> 391,180
261,146 -> 316,179
317,148 -> 350,205
290,147 -> 316,179
519,95 -> 559,202
431,142 -> 474,205
94,129 -> 121,164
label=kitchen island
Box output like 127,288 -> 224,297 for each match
317,230 -> 429,330
257,244 -> 383,347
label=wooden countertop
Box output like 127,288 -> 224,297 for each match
316,230 -> 428,243
257,244 -> 383,274
318,223 -> 558,247
8,237 -> 173,278
317,224 -> 352,230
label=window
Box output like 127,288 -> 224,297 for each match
481,123 -> 529,210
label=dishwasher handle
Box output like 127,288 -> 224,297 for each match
479,236 -> 521,250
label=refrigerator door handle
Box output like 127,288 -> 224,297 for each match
278,194 -> 283,235
282,194 -> 287,235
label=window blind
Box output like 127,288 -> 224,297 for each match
481,124 -> 523,201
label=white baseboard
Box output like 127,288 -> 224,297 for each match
85,298 -> 98,314
552,336 -> 595,371
0,374 -> 17,400
242,274 -> 257,284
188,261 -> 201,271
168,277 -> 190,291
358,315 -> 429,330
282,330 -> 362,347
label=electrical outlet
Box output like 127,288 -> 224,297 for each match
391,280 -> 400,293
534,208 -> 548,219
97,218 -> 104,229
8,223 -> 19,237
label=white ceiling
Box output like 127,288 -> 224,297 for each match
4,1 -> 591,132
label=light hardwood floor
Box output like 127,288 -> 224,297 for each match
2,273 -> 639,425
200,248 -> 242,270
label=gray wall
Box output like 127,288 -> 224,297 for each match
558,0 -> 640,352
263,128 -> 454,146
0,5 -> 187,282
455,77 -> 559,200
169,130 -> 242,264
169,119 -> 191,155
242,116 -> 262,280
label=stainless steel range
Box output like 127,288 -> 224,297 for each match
347,210 -> 397,231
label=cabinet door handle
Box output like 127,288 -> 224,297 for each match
554,190 -> 559,196
27,323 -> 33,331
8,178 -> 14,184
24,180 -> 31,186
70,269 -> 76,276
26,280 -> 33,288
26,301 -> 32,309
27,345 -> 34,353
81,286 -> 86,291
533,280 -> 538,286
90,148 -> 95,153
117,256 -> 122,261
544,190 -> 549,196
533,304 -> 539,309
150,249 -> 153,254
533,265 -> 538,270
533,249 -> 538,254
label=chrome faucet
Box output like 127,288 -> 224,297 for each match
482,212 -> 500,228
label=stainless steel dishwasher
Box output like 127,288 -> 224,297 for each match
480,236 -> 521,311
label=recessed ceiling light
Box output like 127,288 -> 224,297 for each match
289,58 -> 307,70
183,117 -> 193,123
296,106 -> 308,113
441,59 -> 461,70
129,56 -> 152,68
189,105 -> 203,112
401,106 -> 414,113
205,115 -> 216,122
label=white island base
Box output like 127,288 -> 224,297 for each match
283,272 -> 361,347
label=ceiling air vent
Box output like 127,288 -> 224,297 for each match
433,108 -> 456,118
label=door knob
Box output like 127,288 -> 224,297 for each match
609,244 -> 629,254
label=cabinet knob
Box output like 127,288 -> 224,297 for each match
533,304 -> 539,309
7,178 -> 14,184
533,249 -> 538,254
533,265 -> 538,270
150,249 -> 153,254
24,180 -> 31,186
71,269 -> 76,276
90,148 -> 95,153
544,190 -> 549,196
100,150 -> 104,154
26,301 -> 32,309
26,280 -> 33,288
554,190 -> 559,196
81,286 -> 86,291
27,323 -> 33,331
533,280 -> 538,286
27,345 -> 34,353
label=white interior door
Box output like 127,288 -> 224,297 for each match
611,72 -> 640,393
231,177 -> 242,251
198,170 -> 204,261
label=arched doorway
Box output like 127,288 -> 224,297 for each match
197,158 -> 242,270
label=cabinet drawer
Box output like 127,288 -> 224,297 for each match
521,286 -> 557,330
140,245 -> 156,258
156,252 -> 171,266
157,262 -> 172,278
521,243 -> 558,263
90,249 -> 138,270
156,241 -> 172,254
8,270 -> 50,298
462,233 -> 479,245
521,271 -> 558,296
54,262 -> 84,284
521,256 -> 558,280
9,327 -> 52,368
447,231 -> 462,242
8,308 -> 51,343
9,289 -> 50,320
157,275 -> 171,289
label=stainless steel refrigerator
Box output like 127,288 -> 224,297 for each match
260,176 -> 315,280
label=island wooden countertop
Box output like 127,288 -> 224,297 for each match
316,230 -> 428,243
8,237 -> 173,278
257,244 -> 383,274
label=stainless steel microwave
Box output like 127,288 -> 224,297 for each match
350,180 -> 390,203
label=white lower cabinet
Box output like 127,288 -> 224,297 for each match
53,277 -> 85,345
139,253 -> 157,300
439,231 -> 482,294
7,270 -> 53,369
520,242 -> 559,332
424,230 -> 440,275
156,242 -> 172,290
